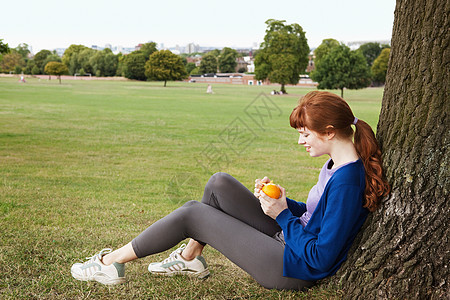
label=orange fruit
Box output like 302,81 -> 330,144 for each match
262,183 -> 281,199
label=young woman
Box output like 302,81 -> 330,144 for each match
71,91 -> 390,290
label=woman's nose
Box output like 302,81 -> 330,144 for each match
298,135 -> 305,144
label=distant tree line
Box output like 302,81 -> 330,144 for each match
251,19 -> 390,96
1,29 -> 391,91
0,40 -> 246,86
311,38 -> 391,97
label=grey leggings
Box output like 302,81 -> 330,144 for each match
131,172 -> 314,290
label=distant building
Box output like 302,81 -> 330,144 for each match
110,45 -> 134,55
187,43 -> 199,54
236,56 -> 254,72
188,73 -> 317,87
306,53 -> 315,73
123,48 -> 135,54
54,48 -> 66,57
186,56 -> 202,67
135,43 -> 143,51
189,73 -> 261,85
298,74 -> 316,86
234,48 -> 252,55
346,40 -> 391,50
247,61 -> 255,73
112,45 -> 123,55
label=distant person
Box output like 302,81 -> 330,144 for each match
19,75 -> 26,83
71,91 -> 390,290
206,84 -> 213,94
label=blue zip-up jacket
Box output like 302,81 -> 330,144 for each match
276,159 -> 369,281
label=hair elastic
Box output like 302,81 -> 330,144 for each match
352,117 -> 358,125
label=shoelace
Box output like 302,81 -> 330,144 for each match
162,244 -> 186,264
84,248 -> 112,263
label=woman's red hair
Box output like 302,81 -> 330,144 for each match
289,91 -> 390,211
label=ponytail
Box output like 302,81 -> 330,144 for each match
353,119 -> 390,211
290,91 -> 390,211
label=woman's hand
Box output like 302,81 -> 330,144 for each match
254,176 -> 271,197
257,185 -> 288,220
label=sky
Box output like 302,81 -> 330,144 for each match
1,0 -> 396,53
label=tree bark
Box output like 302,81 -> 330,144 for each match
322,0 -> 449,298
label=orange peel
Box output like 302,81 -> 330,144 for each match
261,182 -> 281,199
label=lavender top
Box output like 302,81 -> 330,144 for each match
299,158 -> 359,227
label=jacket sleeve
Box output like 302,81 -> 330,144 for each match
277,183 -> 364,272
286,197 -> 307,217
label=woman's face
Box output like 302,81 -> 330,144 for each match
297,127 -> 330,157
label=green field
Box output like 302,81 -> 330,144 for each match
0,77 -> 384,299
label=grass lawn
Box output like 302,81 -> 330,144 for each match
0,77 -> 384,299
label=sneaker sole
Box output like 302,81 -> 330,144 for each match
93,274 -> 126,285
71,271 -> 126,285
149,268 -> 210,279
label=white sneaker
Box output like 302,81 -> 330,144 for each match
148,244 -> 210,278
71,248 -> 126,285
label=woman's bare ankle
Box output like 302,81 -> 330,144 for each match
182,240 -> 204,261
101,253 -> 113,266
181,252 -> 198,261
101,243 -> 137,265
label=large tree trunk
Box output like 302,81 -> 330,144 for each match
322,0 -> 449,298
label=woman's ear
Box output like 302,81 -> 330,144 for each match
325,125 -> 336,140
